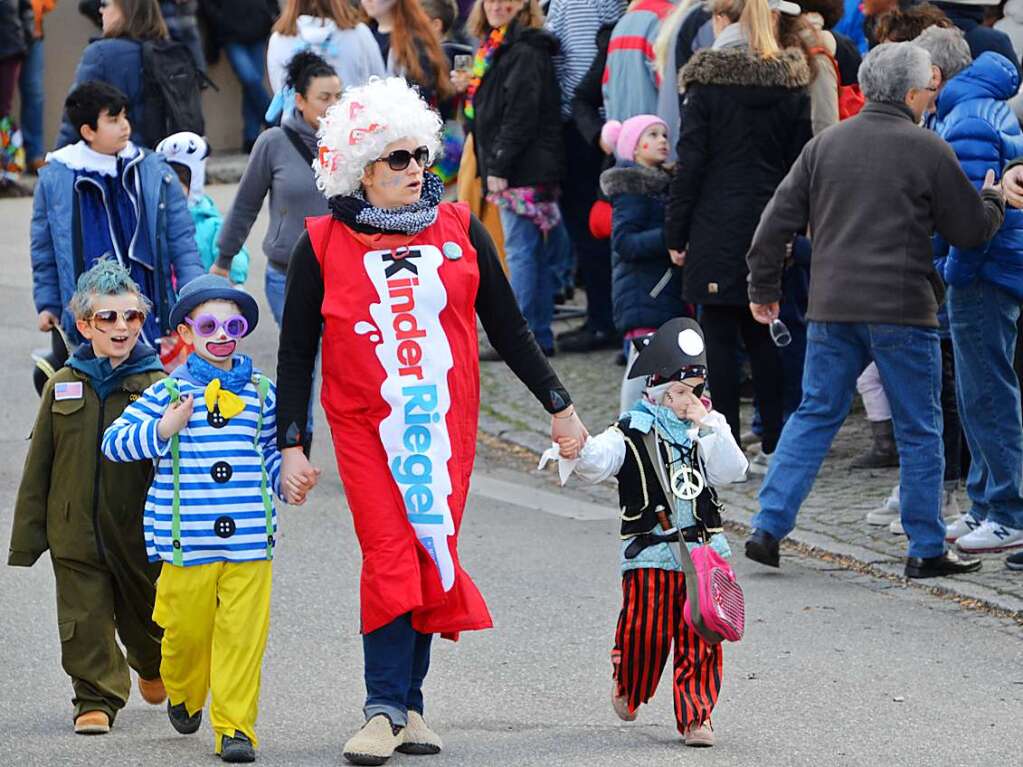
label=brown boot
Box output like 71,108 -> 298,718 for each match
74,710 -> 111,735
138,675 -> 167,705
850,419 -> 899,469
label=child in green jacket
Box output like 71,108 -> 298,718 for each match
156,132 -> 250,285
8,260 -> 168,735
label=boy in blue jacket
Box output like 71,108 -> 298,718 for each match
156,132 -> 249,285
31,81 -> 204,349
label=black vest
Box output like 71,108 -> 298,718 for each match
615,416 -> 724,542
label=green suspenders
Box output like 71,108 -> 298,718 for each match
162,375 -> 274,566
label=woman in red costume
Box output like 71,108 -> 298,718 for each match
275,76 -> 588,765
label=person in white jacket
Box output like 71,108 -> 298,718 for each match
539,318 -> 747,749
266,0 -> 385,104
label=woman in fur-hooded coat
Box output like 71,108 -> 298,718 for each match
665,31 -> 812,456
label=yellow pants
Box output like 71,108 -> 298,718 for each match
153,560 -> 272,752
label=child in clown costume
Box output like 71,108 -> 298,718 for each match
274,77 -> 587,765
102,275 -> 310,763
541,318 -> 748,748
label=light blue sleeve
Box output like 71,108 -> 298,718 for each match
102,381 -> 172,462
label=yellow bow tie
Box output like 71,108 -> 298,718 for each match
204,379 -> 245,420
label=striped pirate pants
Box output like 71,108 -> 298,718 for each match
611,568 -> 723,733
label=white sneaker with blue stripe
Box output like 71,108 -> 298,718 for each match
955,520 -> 1023,553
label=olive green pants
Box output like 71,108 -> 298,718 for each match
52,554 -> 162,722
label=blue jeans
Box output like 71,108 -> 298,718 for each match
948,281 -> 1023,529
266,264 -> 316,434
363,613 -> 433,727
224,41 -> 271,144
754,322 -> 946,558
18,38 -> 43,162
498,208 -> 569,351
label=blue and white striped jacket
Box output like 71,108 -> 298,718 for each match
102,374 -> 283,566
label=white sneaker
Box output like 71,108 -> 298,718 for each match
747,450 -> 773,477
889,490 -> 959,536
866,486 -> 900,526
955,519 -> 1023,553
945,512 -> 983,543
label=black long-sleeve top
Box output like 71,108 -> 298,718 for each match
275,214 -> 573,450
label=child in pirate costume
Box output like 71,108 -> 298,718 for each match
541,318 -> 748,747
102,275 -> 309,763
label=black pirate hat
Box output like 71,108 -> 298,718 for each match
627,318 -> 707,381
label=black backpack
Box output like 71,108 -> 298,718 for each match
139,40 -> 207,148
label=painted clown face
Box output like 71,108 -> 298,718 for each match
178,300 -> 245,368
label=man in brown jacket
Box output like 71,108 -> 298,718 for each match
742,42 -> 1005,579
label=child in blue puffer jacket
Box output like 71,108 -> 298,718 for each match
156,132 -> 249,285
599,115 -> 689,413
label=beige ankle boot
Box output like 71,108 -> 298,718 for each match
397,711 -> 442,755
343,715 -> 401,766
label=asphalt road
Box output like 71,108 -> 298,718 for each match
0,187 -> 1019,767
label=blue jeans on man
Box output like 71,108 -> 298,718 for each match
363,613 -> 433,727
753,321 -> 947,559
224,41 -> 271,145
18,37 -> 44,163
498,208 -> 570,352
948,280 -> 1023,530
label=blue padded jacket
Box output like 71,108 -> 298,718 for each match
932,52 -> 1023,300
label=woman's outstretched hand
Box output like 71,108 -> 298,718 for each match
281,447 -> 321,506
550,406 -> 588,459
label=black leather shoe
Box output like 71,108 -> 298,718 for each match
905,550 -> 982,578
167,701 -> 202,734
745,529 -> 780,568
220,732 -> 256,763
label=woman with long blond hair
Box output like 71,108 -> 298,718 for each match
266,0 -> 384,99
360,0 -> 454,105
665,0 -> 812,475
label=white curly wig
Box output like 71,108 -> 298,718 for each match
315,77 -> 443,198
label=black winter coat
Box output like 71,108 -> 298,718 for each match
0,0 -> 32,60
572,23 -> 614,149
200,0 -> 279,46
666,47 -> 812,306
601,163 -> 686,333
471,22 -> 564,188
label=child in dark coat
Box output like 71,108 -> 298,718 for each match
599,115 -> 689,412
9,260 -> 168,735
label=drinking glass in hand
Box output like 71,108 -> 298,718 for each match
454,54 -> 473,75
769,318 -> 792,348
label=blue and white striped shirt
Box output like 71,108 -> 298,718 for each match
547,0 -> 627,120
102,375 -> 284,566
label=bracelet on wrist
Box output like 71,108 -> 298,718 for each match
552,406 -> 575,419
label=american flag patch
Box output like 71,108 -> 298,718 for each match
54,381 -> 83,401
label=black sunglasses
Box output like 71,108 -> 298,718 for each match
374,146 -> 430,172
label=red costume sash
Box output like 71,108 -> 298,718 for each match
308,202 -> 492,638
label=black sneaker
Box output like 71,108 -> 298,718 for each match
1007,550 -> 1023,571
745,529 -> 781,568
556,326 -> 620,353
220,732 -> 256,763
167,701 -> 202,734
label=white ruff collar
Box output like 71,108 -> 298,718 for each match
46,141 -> 140,177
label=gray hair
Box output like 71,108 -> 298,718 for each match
69,258 -> 151,319
859,42 -> 933,104
912,26 -> 972,80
